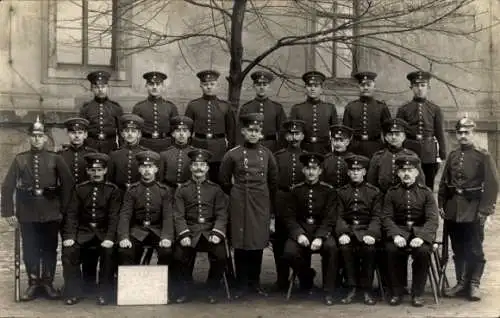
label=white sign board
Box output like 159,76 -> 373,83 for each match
117,265 -> 169,305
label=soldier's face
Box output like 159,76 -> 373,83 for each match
139,163 -> 158,181
92,84 -> 109,98
87,166 -> 107,182
456,128 -> 474,145
200,80 -> 218,96
285,131 -> 304,147
348,167 -> 366,183
29,133 -> 47,149
384,131 -> 406,147
190,161 -> 209,179
172,127 -> 191,145
411,82 -> 429,98
254,82 -> 270,97
146,81 -> 164,97
397,167 -> 419,185
303,165 -> 322,183
305,83 -> 322,99
359,80 -> 375,97
121,128 -> 141,145
241,124 -> 263,144
331,137 -> 350,152
68,130 -> 88,146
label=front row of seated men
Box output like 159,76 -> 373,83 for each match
61,145 -> 437,307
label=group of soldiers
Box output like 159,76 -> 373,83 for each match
1,67 -> 498,308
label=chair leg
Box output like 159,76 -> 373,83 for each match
286,271 -> 296,301
222,272 -> 231,301
375,267 -> 386,301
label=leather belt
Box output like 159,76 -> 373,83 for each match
305,136 -> 328,143
143,220 -> 151,227
353,134 -> 380,141
194,133 -> 225,139
89,222 -> 97,228
306,217 -> 315,225
143,132 -> 169,139
410,134 -> 434,141
89,133 -> 116,140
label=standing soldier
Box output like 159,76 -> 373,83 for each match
219,113 -> 278,299
237,70 -> 287,152
61,153 -> 121,306
290,71 -> 338,154
108,114 -> 149,192
158,116 -> 196,190
132,71 -> 179,153
439,118 -> 499,301
117,151 -> 173,266
322,125 -> 354,188
79,71 -> 123,154
336,155 -> 381,305
282,153 -> 338,306
172,149 -> 228,304
185,70 -> 235,183
272,119 -> 307,291
343,71 -> 391,158
397,71 -> 446,190
1,117 -> 73,301
383,154 -> 438,307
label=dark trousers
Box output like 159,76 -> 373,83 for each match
340,240 -> 376,290
20,221 -> 60,284
386,241 -> 431,297
233,249 -> 264,290
283,237 -> 338,294
271,220 -> 289,287
422,163 -> 439,190
174,236 -> 226,293
118,234 -> 172,265
85,137 -> 118,154
81,248 -> 99,289
62,237 -> 115,297
208,162 -> 221,184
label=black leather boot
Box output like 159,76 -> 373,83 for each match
469,261 -> 485,301
444,258 -> 468,297
41,262 -> 60,300
21,277 -> 40,302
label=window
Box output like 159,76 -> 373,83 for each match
308,1 -> 359,79
42,0 -> 131,84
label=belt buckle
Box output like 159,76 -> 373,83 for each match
34,189 -> 43,196
89,222 -> 97,228
416,134 -> 423,141
306,217 -> 315,225
361,134 -> 369,141
310,136 -> 317,143
406,221 -> 414,228
125,183 -> 131,189
98,132 -> 106,140
206,133 -> 213,139
198,217 -> 205,224
143,220 -> 151,227
152,131 -> 159,139
456,188 -> 463,195
353,220 -> 360,225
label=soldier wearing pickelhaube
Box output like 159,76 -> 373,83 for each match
343,71 -> 392,157
290,71 -> 338,154
397,70 -> 447,190
158,116 -> 196,190
61,153 -> 121,306
79,71 -> 124,153
272,119 -> 307,291
132,71 -> 179,153
1,116 -> 73,301
322,125 -> 355,188
108,113 -> 149,191
439,118 -> 499,301
185,70 -> 236,183
237,70 -> 287,152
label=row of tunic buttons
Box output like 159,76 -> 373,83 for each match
457,152 -> 465,179
207,101 -> 213,135
352,187 -> 360,211
98,103 -> 105,138
417,103 -> 424,139
291,153 -> 297,184
33,154 -> 40,191
152,102 -> 159,138
196,184 -> 205,223
306,188 -> 314,224
391,154 -> 397,184
144,188 -> 151,225
73,152 -> 80,183
362,103 -> 368,138
90,186 -> 98,227
127,150 -> 133,186
312,105 -> 318,136
177,149 -> 184,182
406,189 -> 413,225
336,157 -> 344,187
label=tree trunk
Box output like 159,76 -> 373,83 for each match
227,0 -> 247,111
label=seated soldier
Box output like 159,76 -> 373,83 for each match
61,153 -> 122,306
282,152 -> 338,306
382,154 -> 438,307
336,154 -> 381,305
172,149 -> 228,304
117,150 -> 173,266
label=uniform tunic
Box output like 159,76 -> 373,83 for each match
132,96 -> 179,153
274,147 -> 306,192
219,143 -> 278,250
57,144 -> 97,184
343,97 -> 391,157
108,144 -> 149,191
322,151 -> 353,189
158,144 -> 196,188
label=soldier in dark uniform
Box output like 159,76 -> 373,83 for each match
439,118 -> 499,301
282,153 -> 338,305
185,70 -> 236,183
272,119 -> 307,291
79,71 -> 124,154
61,153 -> 121,306
343,71 -> 391,158
132,71 -> 179,153
158,116 -> 196,190
322,125 -> 354,188
172,149 -> 228,304
117,151 -> 173,266
237,70 -> 287,152
382,154 -> 438,307
397,71 -> 447,190
290,71 -> 338,154
1,117 -> 73,301
336,155 -> 381,305
219,112 -> 278,299
108,114 -> 149,191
